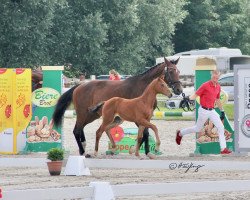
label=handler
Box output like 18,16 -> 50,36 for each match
176,70 -> 232,154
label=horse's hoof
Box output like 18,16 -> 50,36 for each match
129,146 -> 135,154
154,148 -> 160,154
79,150 -> 84,156
147,152 -> 156,159
85,154 -> 92,158
135,152 -> 140,157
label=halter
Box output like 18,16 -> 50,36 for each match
165,65 -> 181,90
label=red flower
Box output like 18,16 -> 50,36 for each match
110,126 -> 124,142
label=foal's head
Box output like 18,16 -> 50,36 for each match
154,77 -> 172,98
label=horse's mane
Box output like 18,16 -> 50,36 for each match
126,62 -> 164,81
136,62 -> 163,77
128,59 -> 175,80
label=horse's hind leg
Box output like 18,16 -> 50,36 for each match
135,126 -> 145,158
141,128 -> 150,155
80,129 -> 86,150
135,123 -> 150,156
140,128 -> 156,159
138,120 -> 160,157
73,124 -> 85,155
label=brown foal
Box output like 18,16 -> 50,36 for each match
93,77 -> 172,159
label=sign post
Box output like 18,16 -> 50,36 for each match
234,64 -> 250,153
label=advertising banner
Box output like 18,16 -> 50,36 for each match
14,69 -> 32,153
25,66 -> 64,152
0,69 -> 14,154
106,127 -> 162,155
234,64 -> 250,152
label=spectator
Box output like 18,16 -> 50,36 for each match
109,69 -> 121,80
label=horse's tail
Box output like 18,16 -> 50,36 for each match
88,101 -> 105,113
53,85 -> 79,127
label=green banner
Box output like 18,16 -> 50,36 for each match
106,128 -> 162,155
25,66 -> 64,152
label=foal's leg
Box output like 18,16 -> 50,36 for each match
94,125 -> 105,157
106,129 -> 116,154
135,126 -> 145,158
105,116 -> 124,154
94,113 -> 116,156
139,119 -> 161,153
135,123 -> 150,156
134,127 -> 155,159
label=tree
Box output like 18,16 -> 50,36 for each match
135,0 -> 188,70
0,0 -> 187,76
48,0 -> 108,76
94,0 -> 187,74
173,0 -> 250,54
0,0 -> 66,68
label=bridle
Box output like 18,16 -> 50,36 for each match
165,65 -> 181,91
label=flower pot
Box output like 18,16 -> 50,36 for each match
47,161 -> 63,176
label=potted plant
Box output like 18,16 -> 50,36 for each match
47,148 -> 64,176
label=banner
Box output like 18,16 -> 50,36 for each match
25,66 -> 63,152
14,69 -> 32,153
0,69 -> 14,154
0,68 -> 32,154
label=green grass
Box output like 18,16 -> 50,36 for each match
157,103 -> 234,121
223,103 -> 234,120
67,100 -> 234,121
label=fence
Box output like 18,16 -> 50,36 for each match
2,180 -> 250,200
1,157 -> 250,199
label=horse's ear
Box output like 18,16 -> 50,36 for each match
174,57 -> 180,65
164,57 -> 171,65
159,74 -> 165,80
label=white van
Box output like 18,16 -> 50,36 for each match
156,47 -> 250,76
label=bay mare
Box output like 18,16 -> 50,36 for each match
91,77 -> 173,159
52,58 -> 182,156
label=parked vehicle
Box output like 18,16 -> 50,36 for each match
96,75 -> 131,80
156,47 -> 250,76
165,87 -> 194,109
218,72 -> 234,101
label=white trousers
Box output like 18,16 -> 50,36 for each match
180,107 -> 226,149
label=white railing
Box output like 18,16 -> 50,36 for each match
2,180 -> 250,200
1,157 -> 250,199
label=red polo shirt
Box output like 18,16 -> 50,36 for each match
196,80 -> 221,108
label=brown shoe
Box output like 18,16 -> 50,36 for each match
176,130 -> 182,145
220,148 -> 232,155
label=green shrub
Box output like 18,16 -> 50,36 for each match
47,148 -> 64,161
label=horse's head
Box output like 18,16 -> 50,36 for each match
32,70 -> 43,91
164,57 -> 183,95
154,77 -> 172,98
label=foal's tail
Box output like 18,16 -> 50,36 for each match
88,101 -> 105,113
53,85 -> 79,127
